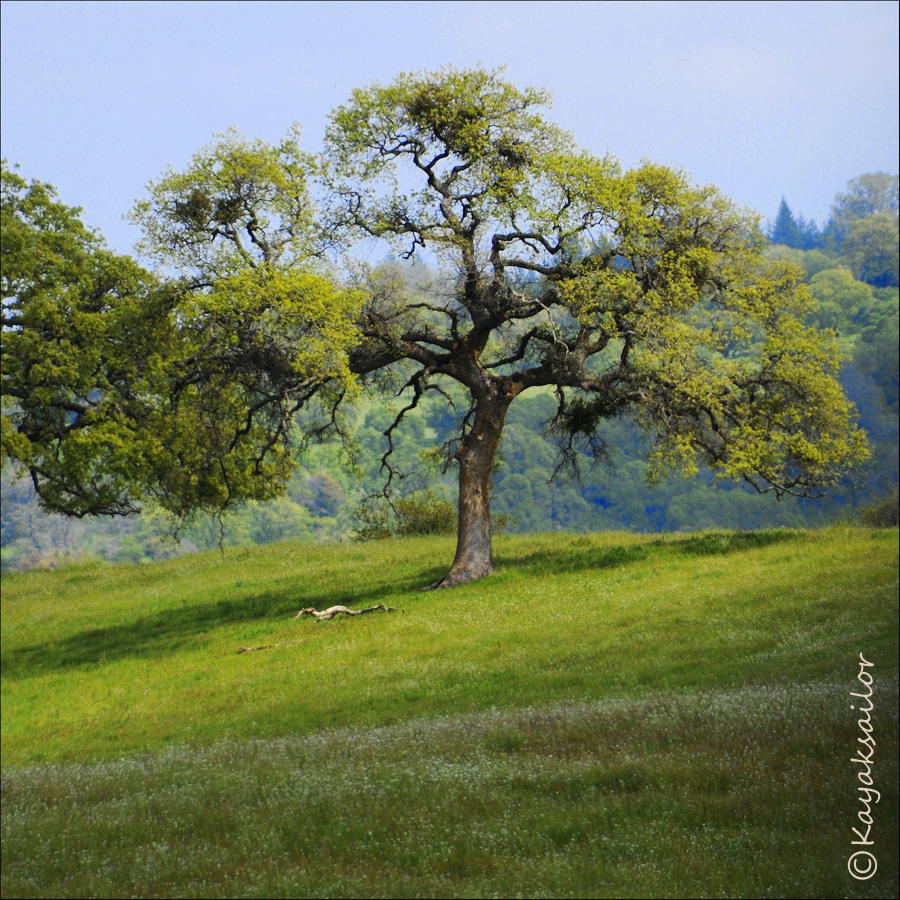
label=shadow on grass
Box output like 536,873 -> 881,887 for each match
663,528 -> 802,556
1,573 -> 430,680
501,528 -> 801,577
3,530 -> 799,678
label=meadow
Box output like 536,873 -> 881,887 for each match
2,526 -> 898,898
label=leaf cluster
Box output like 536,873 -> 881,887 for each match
2,155 -> 360,522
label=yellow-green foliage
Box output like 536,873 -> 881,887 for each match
555,164 -> 869,494
327,69 -> 867,508
3,138 -> 361,521
2,162 -> 176,515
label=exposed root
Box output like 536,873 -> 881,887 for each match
423,566 -> 496,590
423,578 -> 456,590
294,603 -> 398,621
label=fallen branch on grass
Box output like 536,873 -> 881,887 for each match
236,605 -> 398,653
294,604 -> 398,621
236,639 -> 305,655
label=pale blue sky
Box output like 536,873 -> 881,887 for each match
2,0 -> 897,255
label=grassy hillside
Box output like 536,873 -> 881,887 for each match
2,527 -> 898,898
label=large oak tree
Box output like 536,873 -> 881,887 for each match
321,67 -> 867,586
2,68 -> 869,587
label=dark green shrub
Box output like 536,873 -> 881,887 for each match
858,488 -> 899,527
354,490 -> 512,540
352,496 -> 395,541
394,491 -> 456,536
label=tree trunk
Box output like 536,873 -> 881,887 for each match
429,396 -> 509,588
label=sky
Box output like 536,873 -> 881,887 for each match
2,0 -> 898,256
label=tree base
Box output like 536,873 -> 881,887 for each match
424,562 -> 496,589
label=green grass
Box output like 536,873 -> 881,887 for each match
2,526 -> 898,897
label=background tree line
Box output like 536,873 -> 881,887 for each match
768,172 -> 898,287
